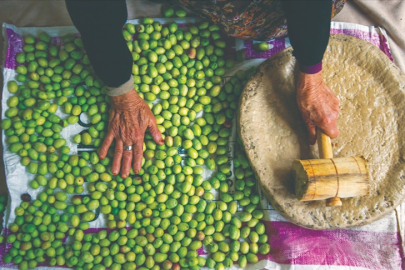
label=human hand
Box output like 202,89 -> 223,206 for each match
99,89 -> 163,178
296,71 -> 340,145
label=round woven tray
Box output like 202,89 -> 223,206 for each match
238,35 -> 405,229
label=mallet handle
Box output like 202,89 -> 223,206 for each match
317,128 -> 342,207
317,129 -> 333,159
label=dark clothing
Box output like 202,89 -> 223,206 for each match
66,0 -> 133,88
66,0 -> 335,88
281,0 -> 333,67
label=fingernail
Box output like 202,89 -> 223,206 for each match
122,174 -> 127,178
113,171 -> 118,175
135,170 -> 140,174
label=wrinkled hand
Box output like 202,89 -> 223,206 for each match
296,71 -> 340,145
99,89 -> 163,177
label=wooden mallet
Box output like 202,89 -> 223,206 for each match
293,129 -> 370,207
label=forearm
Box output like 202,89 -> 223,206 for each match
65,0 -> 133,91
281,0 -> 332,73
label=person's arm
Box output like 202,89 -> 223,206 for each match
65,0 -> 133,94
66,0 -> 163,177
281,0 -> 340,144
281,0 -> 332,73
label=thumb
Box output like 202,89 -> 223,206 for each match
322,123 -> 340,139
148,117 -> 164,145
307,121 -> 317,145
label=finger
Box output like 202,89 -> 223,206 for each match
306,121 -> 317,145
148,117 -> 164,145
99,110 -> 116,159
112,140 -> 124,175
121,146 -> 133,179
321,123 -> 340,139
133,140 -> 144,174
316,112 -> 340,139
99,129 -> 114,159
334,96 -> 340,105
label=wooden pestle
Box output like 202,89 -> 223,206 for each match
316,129 -> 342,207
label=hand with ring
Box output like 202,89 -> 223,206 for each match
99,89 -> 164,178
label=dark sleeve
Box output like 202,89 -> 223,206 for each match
65,0 -> 132,87
281,0 -> 332,67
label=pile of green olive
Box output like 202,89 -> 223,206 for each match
1,17 -> 269,270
